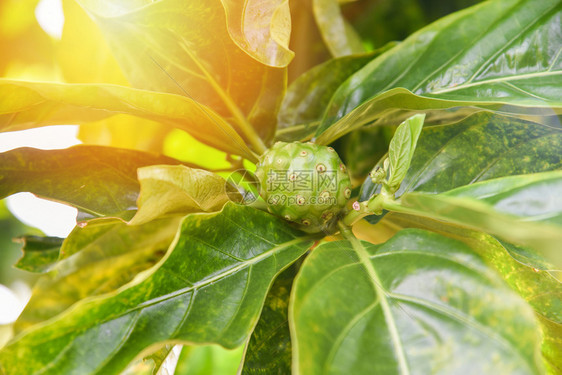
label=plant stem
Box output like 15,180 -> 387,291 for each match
342,193 -> 387,227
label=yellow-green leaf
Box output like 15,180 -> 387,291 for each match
0,204 -> 314,374
220,0 -> 294,67
77,0 -> 286,146
129,165 -> 237,225
313,0 -> 364,57
291,229 -> 542,374
0,80 -> 256,160
14,217 -> 181,334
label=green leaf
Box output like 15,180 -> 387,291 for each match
1,203 -> 314,374
241,260 -> 301,374
362,213 -> 562,372
76,0 -> 286,145
360,112 -> 562,202
440,172 -> 562,226
14,236 -> 63,273
0,145 -> 179,220
313,0 -> 364,57
315,0 -> 562,143
14,217 -> 181,334
129,165 -> 236,225
384,171 -> 562,267
276,44 -> 396,141
290,229 -> 543,374
386,113 -> 425,190
0,80 -> 256,159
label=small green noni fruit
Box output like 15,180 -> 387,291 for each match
255,141 -> 352,233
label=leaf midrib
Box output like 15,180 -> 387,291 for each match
346,234 -> 410,374
134,236 -> 309,311
429,70 -> 561,96
389,292 -> 536,375
19,235 -> 312,349
411,0 -> 559,95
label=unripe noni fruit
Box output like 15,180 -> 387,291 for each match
255,141 -> 352,233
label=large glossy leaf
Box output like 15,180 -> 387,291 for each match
129,165 -> 236,225
383,171 -> 562,267
0,80 -> 255,159
77,0 -> 286,145
290,229 -> 542,374
276,45 -> 395,141
358,212 -> 562,372
14,217 -> 181,334
441,172 -> 562,225
315,0 -> 562,143
0,146 -> 179,219
0,204 -> 315,374
241,261 -> 301,374
360,112 -> 562,201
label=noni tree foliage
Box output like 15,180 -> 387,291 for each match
0,0 -> 561,374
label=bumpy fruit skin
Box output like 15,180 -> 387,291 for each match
255,141 -> 352,233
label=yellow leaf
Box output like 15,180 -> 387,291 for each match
221,0 -> 294,67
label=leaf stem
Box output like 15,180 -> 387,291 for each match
341,193 -> 388,227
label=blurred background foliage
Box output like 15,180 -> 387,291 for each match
0,0 -> 482,370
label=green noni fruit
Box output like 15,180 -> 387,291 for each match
255,141 -> 352,233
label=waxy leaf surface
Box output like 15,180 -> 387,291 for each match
220,0 -> 293,67
276,45 -> 395,142
313,0 -> 364,57
386,113 -> 424,189
291,229 -> 542,374
360,213 -> 562,372
360,112 -> 562,201
385,171 -> 562,267
0,204 -> 314,374
315,0 -> 562,143
241,262 -> 299,374
14,217 -> 181,334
